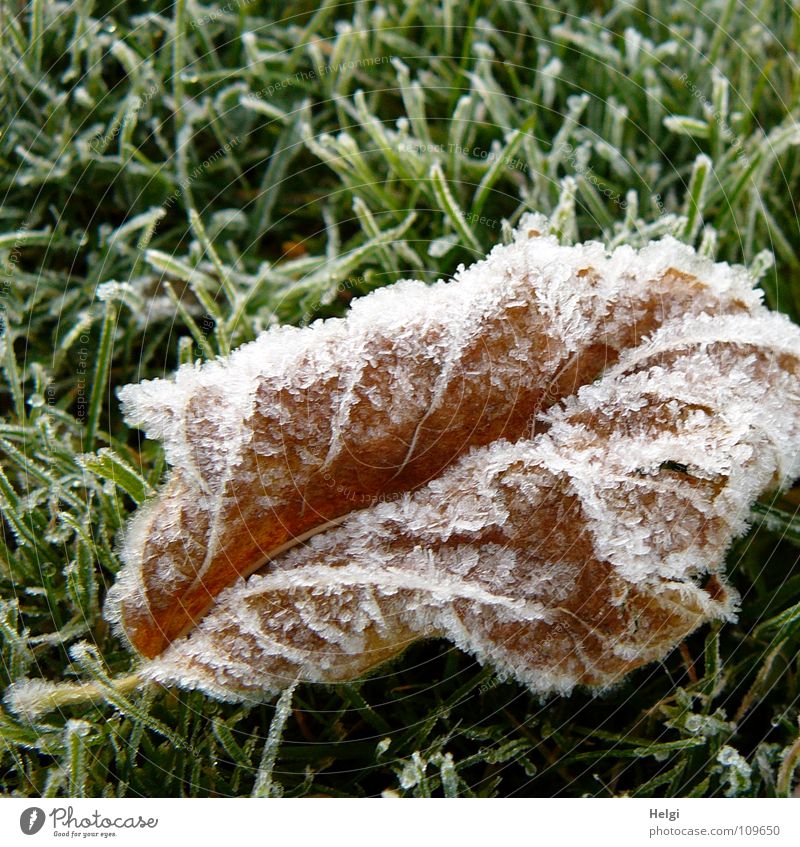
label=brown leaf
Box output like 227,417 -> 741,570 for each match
106,220 -> 764,659
102,216 -> 800,704
140,311 -> 800,700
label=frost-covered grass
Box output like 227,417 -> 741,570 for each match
2,0 -> 800,798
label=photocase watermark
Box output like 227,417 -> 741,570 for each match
20,807 -> 45,835
244,55 -> 393,101
524,620 -> 568,663
463,211 -> 500,230
558,143 -> 628,209
478,620 -> 570,698
678,72 -> 751,169
75,336 -> 90,422
189,0 -> 250,28
0,219 -> 31,334
478,675 -> 502,695
301,273 -> 366,320
1,220 -> 89,422
138,136 -> 241,248
651,191 -> 668,217
18,805 -> 159,837
88,83 -> 160,154
557,142 -> 672,218
399,140 -> 528,174
319,474 -> 406,505
168,136 -> 241,209
195,313 -> 216,361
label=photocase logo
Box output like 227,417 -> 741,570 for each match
20,807 -> 45,835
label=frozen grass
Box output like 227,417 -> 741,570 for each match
2,0 -> 800,797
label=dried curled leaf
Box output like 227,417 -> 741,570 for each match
140,311 -> 800,700
106,217 -> 765,658
99,215 -> 800,704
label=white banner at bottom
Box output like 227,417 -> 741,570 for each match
0,797 -> 796,847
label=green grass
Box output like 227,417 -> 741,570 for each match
2,0 -> 800,797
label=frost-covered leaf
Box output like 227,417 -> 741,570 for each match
140,308 -> 800,701
105,214 -> 767,659
92,215 -> 800,705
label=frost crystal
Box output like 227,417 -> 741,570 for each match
716,745 -> 752,796
103,215 -> 800,703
